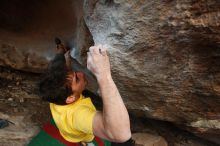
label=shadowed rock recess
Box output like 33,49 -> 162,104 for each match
0,0 -> 219,145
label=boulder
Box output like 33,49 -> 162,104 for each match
83,0 -> 220,144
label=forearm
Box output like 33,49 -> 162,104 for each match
87,45 -> 131,142
98,75 -> 131,141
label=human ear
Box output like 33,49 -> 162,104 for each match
66,95 -> 76,104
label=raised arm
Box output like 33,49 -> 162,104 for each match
87,46 -> 131,142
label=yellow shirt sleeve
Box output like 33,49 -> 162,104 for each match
73,104 -> 96,134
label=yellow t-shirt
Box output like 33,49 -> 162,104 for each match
50,94 -> 96,142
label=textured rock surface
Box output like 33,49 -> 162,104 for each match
132,133 -> 168,146
0,67 -> 50,146
0,113 -> 40,146
84,0 -> 220,144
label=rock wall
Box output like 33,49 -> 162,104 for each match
0,0 -> 87,73
83,0 -> 220,144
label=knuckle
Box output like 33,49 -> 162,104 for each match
89,46 -> 95,52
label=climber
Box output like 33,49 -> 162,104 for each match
38,40 -> 134,145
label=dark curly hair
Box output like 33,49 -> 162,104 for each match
39,54 -> 72,105
39,53 -> 103,107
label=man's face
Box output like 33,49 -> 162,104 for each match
66,71 -> 87,95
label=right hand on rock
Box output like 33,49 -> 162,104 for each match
87,45 -> 111,81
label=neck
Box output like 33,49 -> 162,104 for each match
74,92 -> 81,99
